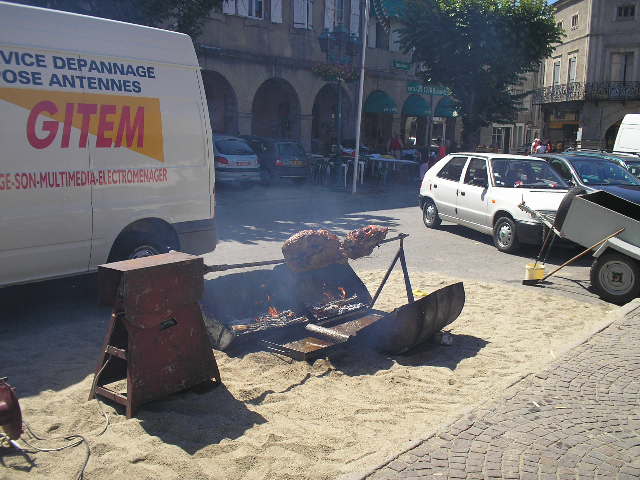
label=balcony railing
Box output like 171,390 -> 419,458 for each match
532,81 -> 640,104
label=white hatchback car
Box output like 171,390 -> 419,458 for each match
419,153 -> 570,252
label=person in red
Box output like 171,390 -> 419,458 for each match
387,133 -> 404,159
546,140 -> 554,153
438,140 -> 447,160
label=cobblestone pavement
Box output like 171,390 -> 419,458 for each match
366,303 -> 640,480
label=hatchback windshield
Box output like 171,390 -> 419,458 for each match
491,158 -> 568,189
277,142 -> 305,158
570,159 -> 640,186
215,138 -> 255,155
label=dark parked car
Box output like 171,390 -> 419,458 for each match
563,149 -> 640,179
535,153 -> 640,192
241,136 -> 309,184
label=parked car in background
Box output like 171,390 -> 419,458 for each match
419,153 -> 569,253
535,153 -> 640,191
213,135 -> 261,184
562,149 -> 640,178
241,136 -> 308,184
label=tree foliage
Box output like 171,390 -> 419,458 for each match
11,0 -> 220,38
398,0 -> 563,149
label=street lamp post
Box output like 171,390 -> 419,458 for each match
352,0 -> 370,194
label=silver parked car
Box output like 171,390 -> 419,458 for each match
213,135 -> 261,184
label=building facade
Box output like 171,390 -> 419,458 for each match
475,71 -> 545,154
197,0 -> 455,153
533,0 -> 640,149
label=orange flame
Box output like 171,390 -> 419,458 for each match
268,306 -> 279,316
338,287 -> 347,298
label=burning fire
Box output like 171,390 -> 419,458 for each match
268,306 -> 279,316
338,287 -> 347,298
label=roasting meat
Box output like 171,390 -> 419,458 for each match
282,229 -> 346,272
342,225 -> 389,259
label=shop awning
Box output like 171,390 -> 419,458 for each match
402,95 -> 430,117
364,91 -> 398,114
372,0 -> 405,18
434,97 -> 458,117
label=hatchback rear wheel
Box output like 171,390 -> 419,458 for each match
422,199 -> 441,228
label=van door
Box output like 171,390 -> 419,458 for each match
0,51 -> 92,285
432,156 -> 468,219
457,157 -> 490,229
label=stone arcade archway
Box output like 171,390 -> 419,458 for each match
311,83 -> 352,154
252,78 -> 301,140
201,70 -> 238,135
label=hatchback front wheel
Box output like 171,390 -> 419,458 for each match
493,216 -> 520,253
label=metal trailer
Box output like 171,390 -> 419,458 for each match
560,190 -> 640,304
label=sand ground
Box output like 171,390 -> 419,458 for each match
1,270 -> 613,480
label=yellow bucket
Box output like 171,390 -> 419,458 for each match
525,262 -> 545,281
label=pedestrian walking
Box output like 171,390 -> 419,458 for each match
530,138 -> 541,154
535,141 -> 547,154
546,139 -> 554,153
387,133 -> 404,159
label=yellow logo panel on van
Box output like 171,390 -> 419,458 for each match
0,87 -> 164,162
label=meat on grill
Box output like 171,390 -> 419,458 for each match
282,229 -> 346,272
342,225 -> 389,259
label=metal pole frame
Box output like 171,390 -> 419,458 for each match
352,0 -> 370,194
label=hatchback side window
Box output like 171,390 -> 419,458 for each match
464,158 -> 488,187
436,156 -> 468,182
550,159 -> 573,182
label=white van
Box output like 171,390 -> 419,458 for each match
614,114 -> 640,154
0,2 -> 216,286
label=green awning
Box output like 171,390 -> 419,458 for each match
402,95 -> 430,117
372,0 -> 405,18
434,97 -> 458,117
364,90 -> 398,114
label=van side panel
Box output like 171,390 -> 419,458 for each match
0,2 -> 215,285
0,47 -> 93,285
89,61 -> 211,268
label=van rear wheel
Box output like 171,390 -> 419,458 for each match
110,232 -> 176,262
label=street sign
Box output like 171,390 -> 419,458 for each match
393,60 -> 411,71
407,81 -> 450,96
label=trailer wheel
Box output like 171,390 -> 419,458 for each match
590,252 -> 640,305
422,198 -> 441,228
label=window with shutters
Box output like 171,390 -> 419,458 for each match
610,52 -> 635,82
294,0 -> 313,29
571,14 -> 579,29
349,0 -> 361,36
552,59 -> 561,86
248,0 -> 263,18
271,0 -> 283,22
617,4 -> 636,19
375,22 -> 389,49
223,0 -> 263,18
568,56 -> 577,83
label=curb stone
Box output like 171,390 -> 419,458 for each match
338,298 -> 640,480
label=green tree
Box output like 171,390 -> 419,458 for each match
11,0 -> 219,38
398,0 -> 563,150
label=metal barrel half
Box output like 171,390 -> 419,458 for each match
367,282 -> 465,354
